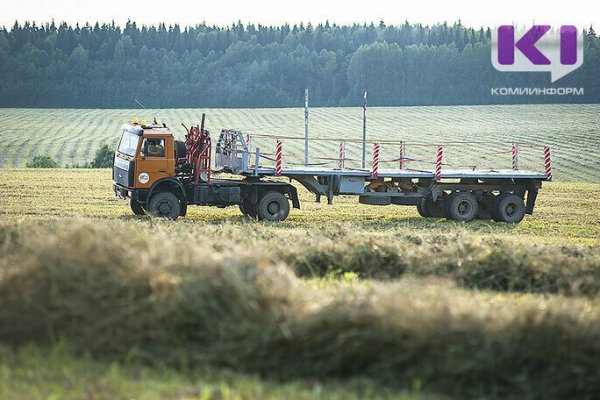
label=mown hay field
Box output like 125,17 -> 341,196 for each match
0,168 -> 599,399
1,104 -> 599,182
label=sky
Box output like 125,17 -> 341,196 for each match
2,0 -> 599,29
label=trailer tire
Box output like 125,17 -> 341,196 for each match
130,198 -> 146,215
445,192 -> 478,222
492,193 -> 525,223
148,191 -> 180,220
417,198 -> 445,218
416,200 -> 429,217
257,191 -> 289,221
427,198 -> 445,218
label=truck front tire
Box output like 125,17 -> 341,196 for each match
257,191 -> 290,221
148,191 -> 180,220
130,198 -> 145,215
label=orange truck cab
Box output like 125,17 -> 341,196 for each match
113,118 -> 300,220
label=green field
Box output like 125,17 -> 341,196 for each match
1,104 -> 599,182
0,168 -> 599,399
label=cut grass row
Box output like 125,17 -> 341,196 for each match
0,104 -> 599,182
1,220 -> 600,398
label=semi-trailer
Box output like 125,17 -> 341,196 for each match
113,114 -> 550,223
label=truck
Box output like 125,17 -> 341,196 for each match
113,114 -> 550,223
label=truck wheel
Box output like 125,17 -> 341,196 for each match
493,193 -> 525,223
257,191 -> 289,221
130,198 -> 145,215
239,201 -> 257,218
445,192 -> 478,222
148,191 -> 180,220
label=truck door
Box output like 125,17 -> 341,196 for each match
135,137 -> 169,189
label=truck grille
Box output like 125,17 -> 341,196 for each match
113,161 -> 134,187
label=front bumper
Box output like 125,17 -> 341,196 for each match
113,183 -> 150,203
114,183 -> 131,200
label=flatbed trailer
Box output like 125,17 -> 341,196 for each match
113,115 -> 552,223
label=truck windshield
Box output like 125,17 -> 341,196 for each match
118,130 -> 140,156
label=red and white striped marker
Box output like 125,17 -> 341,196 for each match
246,134 -> 251,150
275,140 -> 283,176
338,141 -> 345,169
435,145 -> 443,182
544,146 -> 552,181
512,143 -> 519,170
399,141 -> 405,170
371,143 -> 380,179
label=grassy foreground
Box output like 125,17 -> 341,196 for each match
0,345 -> 426,400
0,168 -> 599,399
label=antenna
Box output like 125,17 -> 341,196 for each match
361,89 -> 368,168
304,88 -> 309,167
134,98 -> 148,109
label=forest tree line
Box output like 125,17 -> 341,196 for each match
0,21 -> 598,108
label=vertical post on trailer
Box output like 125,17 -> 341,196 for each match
275,140 -> 283,176
304,88 -> 309,167
371,143 -> 380,179
435,145 -> 443,182
512,143 -> 519,170
339,141 -> 345,169
399,141 -> 405,170
544,146 -> 552,181
362,90 -> 367,168
254,147 -> 260,177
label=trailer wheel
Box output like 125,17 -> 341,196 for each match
427,198 -> 445,218
417,198 -> 445,218
416,200 -> 429,217
445,192 -> 478,222
148,191 -> 180,220
257,191 -> 289,221
493,193 -> 525,223
130,198 -> 145,215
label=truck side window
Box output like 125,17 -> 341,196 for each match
141,138 -> 165,158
